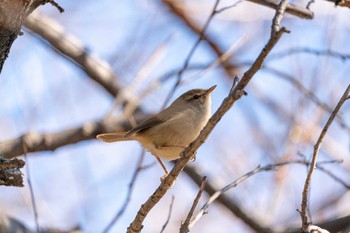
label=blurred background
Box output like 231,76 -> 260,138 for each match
0,0 -> 349,232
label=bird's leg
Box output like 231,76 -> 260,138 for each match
190,151 -> 197,162
155,156 -> 169,181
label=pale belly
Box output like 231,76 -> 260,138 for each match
136,108 -> 210,160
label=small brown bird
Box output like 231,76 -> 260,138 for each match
97,85 -> 216,177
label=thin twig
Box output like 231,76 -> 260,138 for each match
163,0 -> 238,80
102,151 -> 146,233
268,47 -> 350,62
23,141 -> 40,233
160,196 -> 175,233
180,176 -> 207,233
216,0 -> 243,13
162,0 -> 222,108
188,159 -> 346,230
300,84 -> 350,232
49,0 -> 64,13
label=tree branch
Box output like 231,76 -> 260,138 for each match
300,84 -> 350,231
0,0 -> 60,74
247,0 -> 314,19
0,114 -> 148,159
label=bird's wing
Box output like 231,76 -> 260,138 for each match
125,115 -> 165,137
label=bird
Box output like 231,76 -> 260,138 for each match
97,85 -> 216,178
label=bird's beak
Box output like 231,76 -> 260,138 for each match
205,85 -> 217,95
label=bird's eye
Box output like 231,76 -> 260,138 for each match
193,95 -> 200,100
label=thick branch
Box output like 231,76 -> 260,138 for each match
0,0 -> 56,74
0,113 -> 148,159
24,12 -> 121,97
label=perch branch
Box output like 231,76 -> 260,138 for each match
127,0 -> 290,229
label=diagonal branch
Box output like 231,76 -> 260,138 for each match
127,0 -> 290,230
300,84 -> 350,231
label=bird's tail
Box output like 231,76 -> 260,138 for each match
96,132 -> 134,143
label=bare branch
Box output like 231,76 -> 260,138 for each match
300,84 -> 350,231
179,176 -> 207,233
48,0 -> 64,13
24,12 -> 122,98
182,164 -> 273,233
188,159 -> 347,230
0,114 -> 149,159
247,0 -> 314,19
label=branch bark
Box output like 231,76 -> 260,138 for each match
0,0 -> 55,74
0,113 -> 148,159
